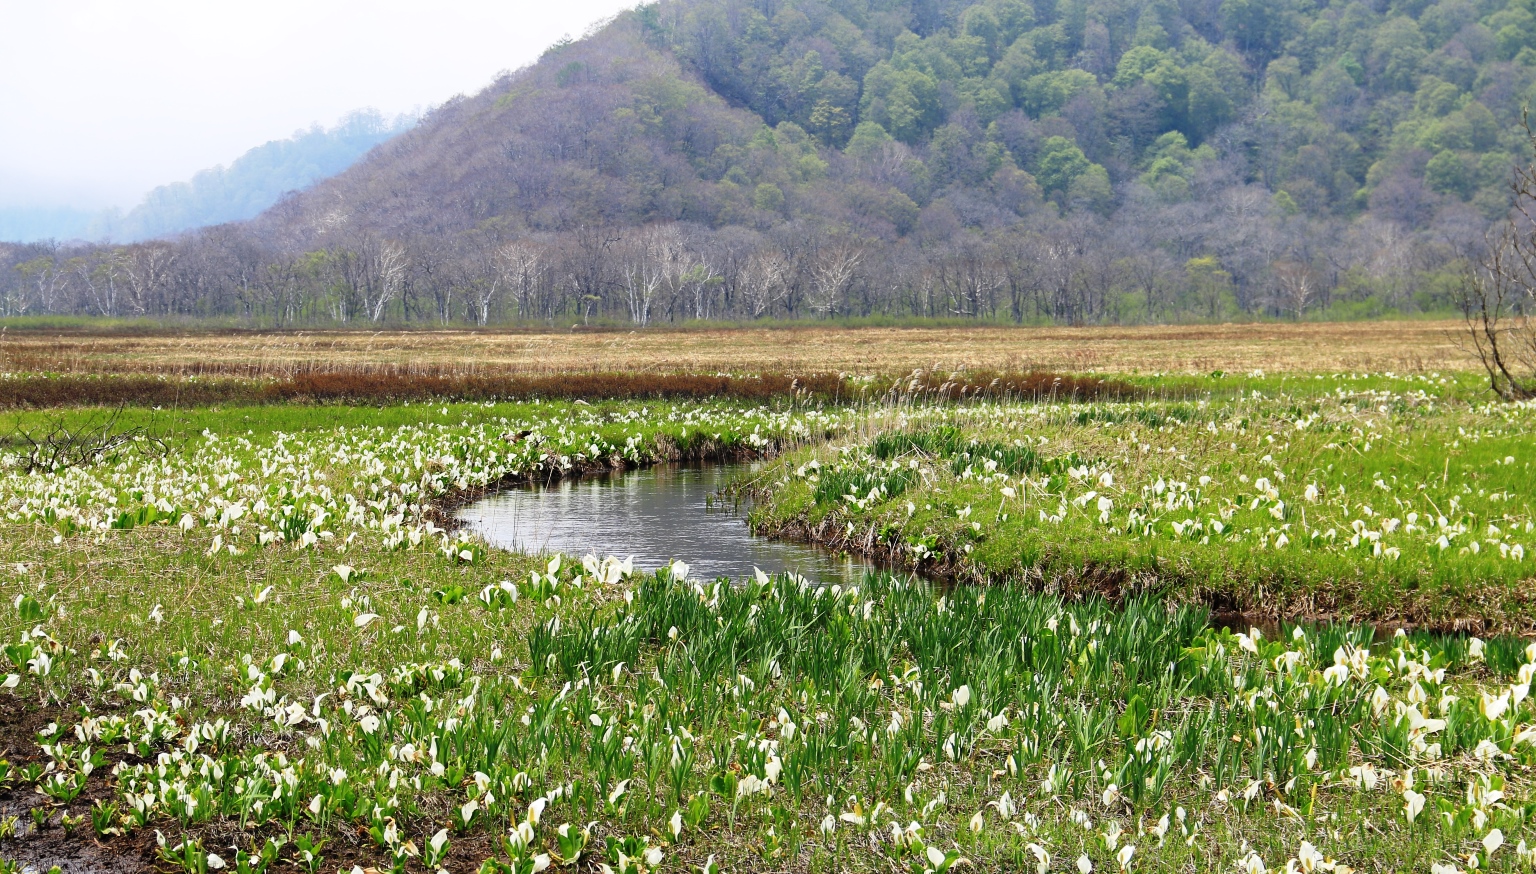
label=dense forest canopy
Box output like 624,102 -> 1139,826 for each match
5,0 -> 1536,326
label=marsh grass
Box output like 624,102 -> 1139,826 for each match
0,529 -> 1532,873
0,381 -> 1532,873
749,375 -> 1536,631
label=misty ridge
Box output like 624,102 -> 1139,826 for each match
0,110 -> 415,244
5,0 -> 1536,327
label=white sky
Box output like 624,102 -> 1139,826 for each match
0,0 -> 638,210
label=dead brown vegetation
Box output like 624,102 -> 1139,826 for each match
262,371 -> 850,404
0,368 -> 1142,409
884,368 -> 1139,402
0,371 -> 851,409
0,375 -> 257,409
0,321 -> 1475,379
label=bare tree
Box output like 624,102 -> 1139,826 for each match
1120,247 -> 1176,322
567,226 -> 618,324
684,257 -> 721,321
368,241 -> 409,322
332,235 -> 409,322
12,252 -> 67,316
257,254 -> 305,326
1456,115 -> 1536,401
740,250 -> 788,318
493,241 -> 544,323
1273,259 -> 1319,320
120,243 -> 178,316
621,225 -> 681,326
808,239 -> 864,316
655,227 -> 702,323
70,254 -> 121,317
1457,230 -> 1536,399
934,239 -> 1001,318
1361,218 -> 1418,309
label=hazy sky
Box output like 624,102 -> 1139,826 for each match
1,0 -> 638,210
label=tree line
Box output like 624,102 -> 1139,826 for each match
3,0 -> 1531,326
0,196 -> 1476,326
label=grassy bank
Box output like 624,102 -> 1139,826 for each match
0,384 -> 1533,872
746,373 -> 1536,632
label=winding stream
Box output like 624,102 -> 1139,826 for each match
456,462 -> 877,586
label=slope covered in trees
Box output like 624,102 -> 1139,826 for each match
5,0 -> 1535,325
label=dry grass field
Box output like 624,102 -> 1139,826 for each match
0,319 -> 1477,376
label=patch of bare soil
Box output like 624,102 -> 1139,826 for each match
0,698 -> 156,874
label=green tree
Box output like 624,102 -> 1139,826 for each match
1113,46 -> 1169,88
1067,164 -> 1114,213
1220,0 -> 1299,60
1142,60 -> 1191,132
961,6 -> 1003,58
1035,136 -> 1093,195
1264,56 -> 1303,100
1185,256 -> 1238,320
809,100 -> 853,145
845,122 -> 894,160
1488,6 -> 1536,59
1369,17 -> 1427,92
1019,69 -> 1100,116
861,64 -> 943,143
1186,67 -> 1234,140
753,183 -> 786,213
1414,76 -> 1462,117
1132,6 -> 1170,49
1425,149 -> 1474,199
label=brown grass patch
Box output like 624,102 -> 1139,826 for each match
0,371 -> 849,409
883,368 -> 1139,402
262,371 -> 849,403
0,375 -> 258,408
0,321 -> 1478,378
0,369 -> 1139,409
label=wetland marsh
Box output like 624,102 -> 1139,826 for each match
0,366 -> 1532,873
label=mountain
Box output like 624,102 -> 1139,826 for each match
0,110 -> 414,245
107,109 -> 417,242
5,0 -> 1536,324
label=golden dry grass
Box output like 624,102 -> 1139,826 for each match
0,320 -> 1478,376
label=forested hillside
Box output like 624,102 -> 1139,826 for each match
5,0 -> 1535,325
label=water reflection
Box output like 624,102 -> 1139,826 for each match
456,463 -> 876,587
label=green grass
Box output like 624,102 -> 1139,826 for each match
0,382 -> 1533,873
748,374 -> 1536,630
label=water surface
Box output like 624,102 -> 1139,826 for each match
457,463 -> 875,586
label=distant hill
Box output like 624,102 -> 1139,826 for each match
106,109 -> 417,242
5,0 -> 1536,325
0,110 -> 414,244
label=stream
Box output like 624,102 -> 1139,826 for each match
455,462 -> 877,586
